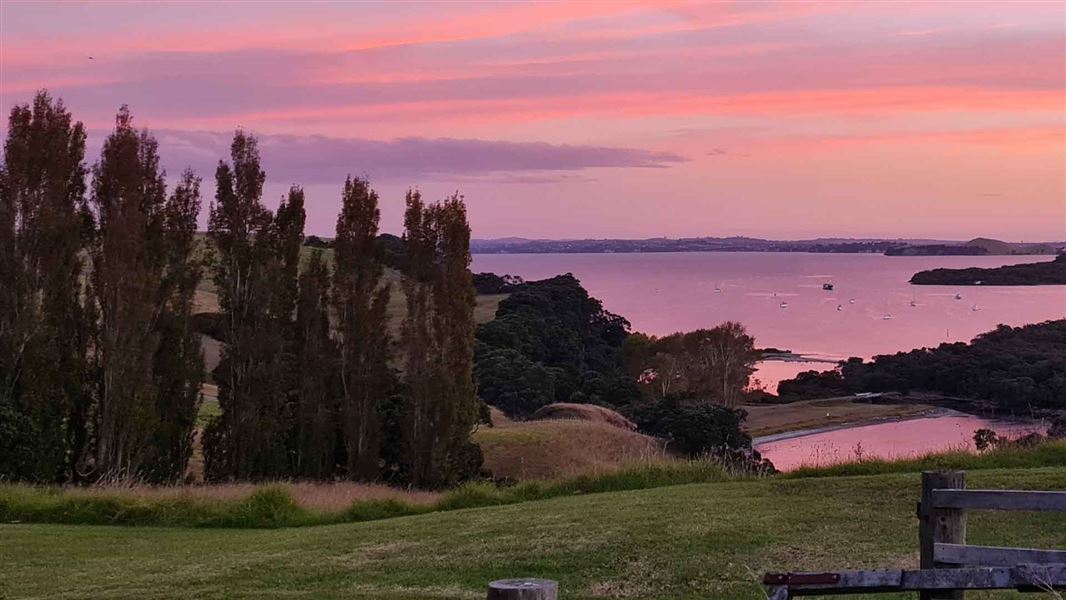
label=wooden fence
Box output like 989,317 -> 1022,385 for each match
483,470 -> 1065,600
763,470 -> 1066,599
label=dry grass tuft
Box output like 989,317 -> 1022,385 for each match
56,480 -> 440,512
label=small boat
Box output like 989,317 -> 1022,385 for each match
971,304 -> 980,312
822,282 -> 834,291
779,301 -> 789,309
714,284 -> 722,294
910,299 -> 917,307
849,298 -> 856,304
882,314 -> 893,320
836,304 -> 843,311
954,292 -> 963,300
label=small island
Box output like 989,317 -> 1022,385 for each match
910,254 -> 1066,285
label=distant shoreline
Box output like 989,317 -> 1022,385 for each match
470,236 -> 1064,256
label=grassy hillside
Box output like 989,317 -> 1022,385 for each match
3,467 -> 1063,599
965,237 -> 1058,255
473,412 -> 666,480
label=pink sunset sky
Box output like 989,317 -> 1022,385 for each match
1,1 -> 1064,240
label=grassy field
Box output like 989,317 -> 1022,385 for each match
3,466 -> 1064,599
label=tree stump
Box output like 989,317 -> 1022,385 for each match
487,578 -> 559,600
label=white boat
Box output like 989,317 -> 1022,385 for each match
836,304 -> 843,311
910,299 -> 917,307
849,298 -> 856,304
971,304 -> 980,312
882,314 -> 893,320
779,301 -> 789,309
714,284 -> 722,294
954,292 -> 963,300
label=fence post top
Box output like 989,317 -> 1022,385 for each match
922,469 -> 965,476
489,579 -> 558,588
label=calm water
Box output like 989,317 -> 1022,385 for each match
755,415 -> 1047,471
472,252 -> 1066,390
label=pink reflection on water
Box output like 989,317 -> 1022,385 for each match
756,415 -> 1046,472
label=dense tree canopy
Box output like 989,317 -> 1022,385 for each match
778,320 -> 1066,413
910,254 -> 1066,285
475,274 -> 637,418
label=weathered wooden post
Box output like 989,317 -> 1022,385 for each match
918,470 -> 967,600
487,579 -> 558,600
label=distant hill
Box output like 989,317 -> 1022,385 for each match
965,237 -> 1015,255
887,237 -> 1061,256
910,254 -> 1066,285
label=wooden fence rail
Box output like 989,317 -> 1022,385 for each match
763,470 -> 1065,600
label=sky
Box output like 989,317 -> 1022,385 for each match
1,1 -> 1064,241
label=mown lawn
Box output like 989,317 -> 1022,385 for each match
2,467 -> 1064,600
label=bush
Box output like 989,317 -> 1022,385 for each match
776,369 -> 849,401
628,394 -> 751,457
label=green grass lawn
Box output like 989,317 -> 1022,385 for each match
3,467 -> 1064,600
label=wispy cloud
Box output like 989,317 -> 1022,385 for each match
131,131 -> 686,184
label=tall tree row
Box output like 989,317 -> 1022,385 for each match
2,91 -> 483,488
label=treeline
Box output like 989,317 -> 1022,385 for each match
777,320 -> 1066,413
1,91 -> 480,487
910,254 -> 1066,286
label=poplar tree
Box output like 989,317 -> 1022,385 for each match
0,91 -> 91,482
332,176 -> 393,479
266,186 -> 306,472
292,249 -> 337,478
401,191 -> 479,488
203,131 -> 277,479
205,135 -> 304,479
147,170 -> 205,481
88,106 -> 169,480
